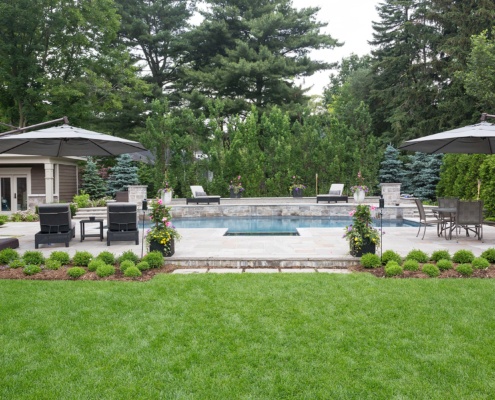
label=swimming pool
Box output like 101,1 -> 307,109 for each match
168,216 -> 418,235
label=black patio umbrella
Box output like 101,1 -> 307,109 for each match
399,113 -> 495,154
0,123 -> 146,157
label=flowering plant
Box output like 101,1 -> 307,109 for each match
159,181 -> 172,194
146,198 -> 181,249
343,205 -> 380,252
289,175 -> 306,192
229,176 -> 245,194
350,171 -> 369,194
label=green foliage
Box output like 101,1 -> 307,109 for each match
136,261 -> 150,271
96,251 -> 116,265
472,257 -> 490,270
44,259 -> 62,271
431,250 -> 451,262
22,251 -> 45,266
70,203 -> 78,218
452,250 -> 475,264
0,215 -> 8,225
402,259 -> 419,272
72,251 -> 93,267
106,154 -> 139,197
0,248 -> 19,265
10,210 -> 39,222
49,251 -> 71,265
96,264 -> 116,278
9,259 -> 26,269
81,158 -> 107,200
381,250 -> 402,265
344,205 -> 380,253
436,259 -> 453,271
422,263 -> 440,278
73,192 -> 91,209
360,253 -> 381,269
379,145 -> 403,183
142,251 -> 164,269
119,260 -> 135,273
480,248 -> 495,263
456,264 -> 474,277
385,261 -> 403,277
405,249 -> 429,263
67,267 -> 86,279
123,266 -> 142,278
118,250 -> 139,264
23,265 -> 42,276
88,259 -> 107,272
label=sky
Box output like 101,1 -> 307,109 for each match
291,0 -> 381,95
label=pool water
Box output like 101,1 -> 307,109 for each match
166,216 -> 418,235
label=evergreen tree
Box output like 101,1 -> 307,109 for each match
107,154 -> 139,197
406,152 -> 443,200
379,145 -> 403,183
81,158 -> 107,200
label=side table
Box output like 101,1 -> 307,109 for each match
80,219 -> 104,242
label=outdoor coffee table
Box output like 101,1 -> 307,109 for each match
80,218 -> 104,242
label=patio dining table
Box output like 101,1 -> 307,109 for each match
433,207 -> 457,240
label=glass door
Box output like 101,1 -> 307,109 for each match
16,177 -> 27,211
1,177 -> 11,211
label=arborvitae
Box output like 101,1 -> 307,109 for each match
81,158 -> 107,199
379,145 -> 404,183
106,154 -> 139,197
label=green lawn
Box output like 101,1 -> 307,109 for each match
1,273 -> 495,399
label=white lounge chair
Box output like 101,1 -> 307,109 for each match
316,184 -> 348,203
187,185 -> 221,205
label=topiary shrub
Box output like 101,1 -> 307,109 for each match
9,259 -> 26,269
119,260 -> 135,273
422,263 -> 440,278
456,263 -> 473,277
22,251 -> 45,265
142,251 -> 164,269
118,250 -> 139,264
437,259 -> 453,271
96,251 -> 116,265
23,264 -> 42,275
136,261 -> 150,271
87,259 -> 106,272
44,259 -> 62,270
72,251 -> 93,267
430,250 -> 451,262
402,259 -> 419,271
0,248 -> 19,265
67,267 -> 86,279
471,257 -> 490,270
124,266 -> 142,278
480,248 -> 495,263
96,264 -> 115,278
49,251 -> 71,265
385,261 -> 403,277
405,249 -> 429,263
381,250 -> 402,265
452,250 -> 475,264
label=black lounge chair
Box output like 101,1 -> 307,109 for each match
186,185 -> 221,205
316,184 -> 348,203
107,203 -> 139,246
35,204 -> 75,248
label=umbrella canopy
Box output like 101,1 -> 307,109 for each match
399,121 -> 495,154
0,124 -> 146,157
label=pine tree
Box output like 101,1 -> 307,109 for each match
379,145 -> 404,183
406,152 -> 443,200
107,154 -> 139,197
81,158 -> 107,200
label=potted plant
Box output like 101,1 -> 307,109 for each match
343,204 -> 380,257
229,176 -> 245,198
289,175 -> 306,197
158,181 -> 173,204
350,171 -> 369,203
146,198 -> 181,256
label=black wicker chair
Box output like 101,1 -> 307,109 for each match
35,204 -> 75,248
106,203 -> 139,246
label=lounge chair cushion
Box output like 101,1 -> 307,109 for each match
329,190 -> 340,195
195,191 -> 207,197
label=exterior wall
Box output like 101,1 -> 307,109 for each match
59,164 -> 77,202
30,165 -> 45,194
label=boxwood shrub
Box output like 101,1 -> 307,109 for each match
452,250 -> 475,264
72,251 -> 93,267
118,250 -> 139,264
402,259 -> 419,271
360,253 -> 381,269
96,264 -> 115,278
0,248 -> 19,264
67,267 -> 86,279
381,250 -> 402,265
436,259 -> 453,271
124,266 -> 142,278
471,257 -> 490,270
456,263 -> 473,277
9,259 -> 26,269
422,263 -> 440,278
88,259 -> 106,272
430,250 -> 451,262
136,261 -> 150,271
119,260 -> 135,273
385,261 -> 403,277
22,251 -> 45,265
142,251 -> 165,269
23,264 -> 42,275
480,248 -> 495,263
44,259 -> 62,270
48,251 -> 71,265
405,249 -> 429,263
96,251 -> 116,265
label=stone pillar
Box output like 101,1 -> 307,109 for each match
128,185 -> 148,209
380,183 -> 401,206
44,163 -> 54,204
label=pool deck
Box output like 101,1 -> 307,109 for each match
3,198 -> 495,268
